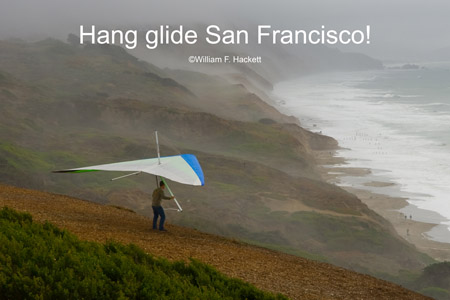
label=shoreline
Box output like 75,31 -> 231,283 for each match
268,72 -> 450,262
315,149 -> 450,261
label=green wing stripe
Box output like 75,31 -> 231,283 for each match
53,169 -> 99,173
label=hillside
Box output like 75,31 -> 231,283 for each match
0,184 -> 430,300
0,38 -> 433,277
0,206 -> 285,300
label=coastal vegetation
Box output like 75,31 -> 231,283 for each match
0,207 -> 286,300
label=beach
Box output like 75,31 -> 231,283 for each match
315,149 -> 450,261
272,66 -> 450,262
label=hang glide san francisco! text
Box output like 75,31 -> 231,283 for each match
79,25 -> 371,50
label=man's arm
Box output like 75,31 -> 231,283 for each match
161,190 -> 173,200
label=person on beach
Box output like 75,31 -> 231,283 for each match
152,181 -> 174,231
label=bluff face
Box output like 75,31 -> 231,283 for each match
0,39 -> 430,276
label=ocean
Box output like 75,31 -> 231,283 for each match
273,62 -> 450,243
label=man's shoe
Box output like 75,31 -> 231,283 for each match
159,229 -> 168,232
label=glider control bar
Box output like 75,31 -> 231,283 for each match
161,177 -> 183,212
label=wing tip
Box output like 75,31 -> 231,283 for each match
181,154 -> 205,187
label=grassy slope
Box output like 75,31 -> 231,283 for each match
0,187 -> 431,300
0,39 -> 433,277
0,207 -> 286,300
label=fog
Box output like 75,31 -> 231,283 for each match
1,0 -> 449,60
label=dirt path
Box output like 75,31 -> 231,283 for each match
0,184 -> 430,300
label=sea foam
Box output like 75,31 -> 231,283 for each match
273,64 -> 450,243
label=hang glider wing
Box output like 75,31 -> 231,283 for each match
53,154 -> 205,186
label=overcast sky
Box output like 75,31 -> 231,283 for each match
1,0 -> 449,60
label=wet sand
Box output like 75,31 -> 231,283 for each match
315,150 -> 450,262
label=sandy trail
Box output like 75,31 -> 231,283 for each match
0,184 -> 429,300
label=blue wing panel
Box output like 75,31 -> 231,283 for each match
181,154 -> 205,186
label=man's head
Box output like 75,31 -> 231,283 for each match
159,180 -> 165,189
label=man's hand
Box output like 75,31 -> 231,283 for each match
171,196 -> 175,200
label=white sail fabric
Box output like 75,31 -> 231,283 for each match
54,154 -> 205,186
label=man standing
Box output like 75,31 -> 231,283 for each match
152,180 -> 174,231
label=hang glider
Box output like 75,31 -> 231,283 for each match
53,132 -> 204,212
53,154 -> 204,186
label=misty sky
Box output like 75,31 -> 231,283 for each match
1,0 -> 449,60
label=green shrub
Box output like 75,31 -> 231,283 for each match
0,207 -> 287,300
419,287 -> 450,300
420,262 -> 450,289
